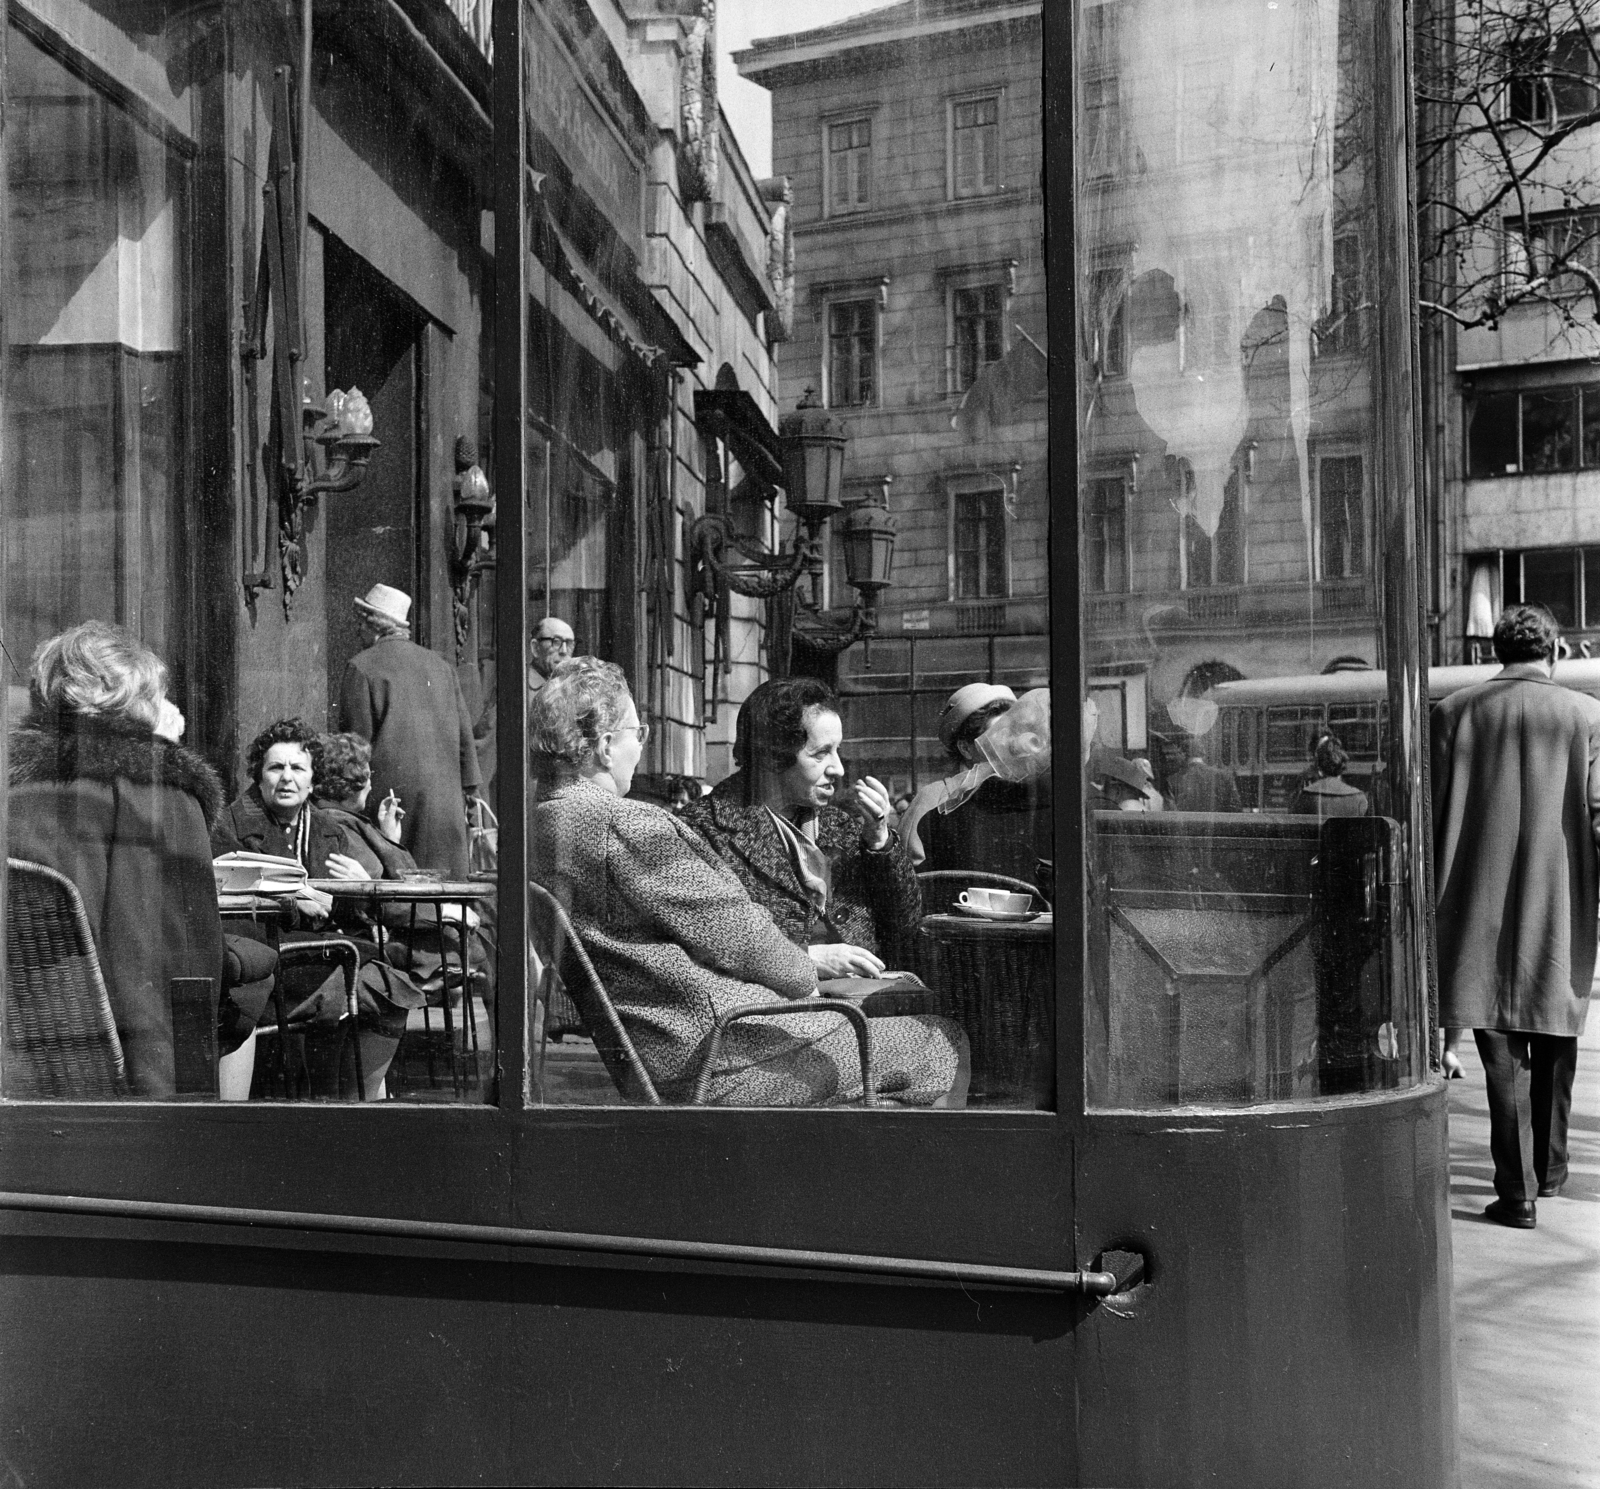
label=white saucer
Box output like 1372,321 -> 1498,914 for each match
952,903 -> 1041,923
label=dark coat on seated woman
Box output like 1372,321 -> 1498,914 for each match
918,776 -> 1053,886
212,785 -> 347,876
680,777 -> 923,967
8,712 -> 226,1097
211,788 -> 423,1034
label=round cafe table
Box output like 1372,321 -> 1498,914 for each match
918,912 -> 1054,1109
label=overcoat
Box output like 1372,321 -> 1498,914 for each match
533,779 -> 963,1105
1432,665 -> 1600,1034
8,712 -> 226,1096
338,634 -> 481,878
679,775 -> 923,967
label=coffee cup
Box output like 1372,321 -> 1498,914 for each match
958,888 -> 1032,915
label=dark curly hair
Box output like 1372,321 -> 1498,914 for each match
316,732 -> 372,805
1492,604 -> 1560,665
245,717 -> 324,788
1314,734 -> 1349,778
732,676 -> 841,786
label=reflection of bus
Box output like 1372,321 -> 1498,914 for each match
1207,660 -> 1600,809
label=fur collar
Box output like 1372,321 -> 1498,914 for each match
9,713 -> 224,826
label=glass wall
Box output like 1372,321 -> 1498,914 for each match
1078,0 -> 1430,1107
528,3 -> 1053,1111
2,4 -> 496,1105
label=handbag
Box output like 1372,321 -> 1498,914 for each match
467,797 -> 498,877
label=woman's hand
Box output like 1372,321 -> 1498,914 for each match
377,790 -> 405,844
292,887 -> 334,924
325,853 -> 372,882
846,774 -> 893,851
808,942 -> 886,980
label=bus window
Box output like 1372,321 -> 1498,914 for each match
1078,0 -> 1429,1109
1327,704 -> 1380,759
1264,707 -> 1325,765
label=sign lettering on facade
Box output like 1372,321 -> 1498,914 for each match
901,609 -> 931,631
524,0 -> 642,253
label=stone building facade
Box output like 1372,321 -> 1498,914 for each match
738,0 -> 1047,796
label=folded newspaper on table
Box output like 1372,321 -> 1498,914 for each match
212,852 -> 308,895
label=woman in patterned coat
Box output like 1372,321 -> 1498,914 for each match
530,659 -> 967,1107
679,676 -> 923,979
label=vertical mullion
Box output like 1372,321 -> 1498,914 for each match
492,0 -> 527,1112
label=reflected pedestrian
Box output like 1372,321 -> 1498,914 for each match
1290,735 -> 1368,818
1432,604 -> 1597,1228
338,584 -> 482,878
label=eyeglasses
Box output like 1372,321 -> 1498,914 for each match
610,722 -> 650,745
534,634 -> 574,649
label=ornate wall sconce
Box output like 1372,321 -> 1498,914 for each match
449,436 -> 495,659
300,388 -> 381,499
791,498 -> 898,661
689,389 -> 895,670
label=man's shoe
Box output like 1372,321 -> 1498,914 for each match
1485,1198 -> 1537,1228
1537,1180 -> 1565,1199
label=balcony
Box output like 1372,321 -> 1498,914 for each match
1081,580 -> 1376,636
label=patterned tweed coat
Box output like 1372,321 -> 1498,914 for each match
679,776 -> 924,967
532,779 -> 964,1105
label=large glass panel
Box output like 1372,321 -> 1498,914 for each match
3,6 -> 497,1104
528,3 -> 1051,1110
1078,0 -> 1429,1107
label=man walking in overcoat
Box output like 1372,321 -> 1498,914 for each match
1432,604 -> 1600,1228
338,584 -> 482,879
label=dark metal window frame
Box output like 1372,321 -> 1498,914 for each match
0,3 -> 1084,1285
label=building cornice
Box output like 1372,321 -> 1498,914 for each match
736,3 -> 1041,86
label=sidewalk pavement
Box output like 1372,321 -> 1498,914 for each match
1450,1021 -> 1600,1489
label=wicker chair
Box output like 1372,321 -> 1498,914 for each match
527,881 -> 875,1106
4,858 -> 128,1098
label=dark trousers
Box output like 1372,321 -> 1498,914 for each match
1473,1029 -> 1578,1201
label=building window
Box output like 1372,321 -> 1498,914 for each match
1317,230 -> 1367,353
1466,382 -> 1600,475
1317,454 -> 1366,579
950,283 -> 1004,394
1089,267 -> 1128,377
1503,210 -> 1600,297
1508,31 -> 1599,125
951,486 -> 1008,600
1083,74 -> 1122,179
1181,467 -> 1244,589
1085,476 -> 1128,594
950,95 -> 1001,198
827,299 -> 876,407
827,117 -> 871,214
4,26 -> 188,669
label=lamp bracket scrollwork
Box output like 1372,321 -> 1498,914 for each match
690,512 -> 813,600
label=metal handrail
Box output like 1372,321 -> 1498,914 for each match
0,1189 -> 1117,1295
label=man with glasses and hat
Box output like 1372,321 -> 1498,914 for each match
338,583 -> 482,879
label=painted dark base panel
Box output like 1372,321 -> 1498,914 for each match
0,1232 -> 1077,1488
1074,1083 -> 1458,1489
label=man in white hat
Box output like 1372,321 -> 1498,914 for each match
338,584 -> 482,878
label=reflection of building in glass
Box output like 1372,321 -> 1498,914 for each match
2,0 -> 791,792
1077,0 -> 1383,758
737,0 -> 1045,798
1424,7 -> 1600,666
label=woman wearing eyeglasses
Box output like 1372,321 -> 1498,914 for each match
530,657 -> 967,1107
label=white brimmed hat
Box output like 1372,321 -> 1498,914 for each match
353,583 -> 412,628
937,682 -> 1016,752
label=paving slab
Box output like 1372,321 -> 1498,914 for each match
1450,1022 -> 1600,1489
